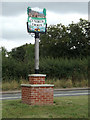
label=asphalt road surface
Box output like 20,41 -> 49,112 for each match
0,89 -> 89,100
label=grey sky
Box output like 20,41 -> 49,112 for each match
2,2 -> 88,16
0,2 -> 88,51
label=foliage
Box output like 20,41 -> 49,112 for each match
39,57 -> 88,81
2,53 -> 88,82
1,19 -> 89,83
40,19 -> 89,58
2,44 -> 35,81
10,43 -> 35,62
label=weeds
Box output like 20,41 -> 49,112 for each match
46,78 -> 88,88
2,79 -> 29,91
2,79 -> 88,91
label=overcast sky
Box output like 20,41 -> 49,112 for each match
0,2 -> 88,51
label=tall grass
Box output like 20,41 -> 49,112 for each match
2,79 -> 29,91
2,79 -> 88,91
46,79 -> 88,88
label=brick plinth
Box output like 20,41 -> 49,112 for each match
21,84 -> 54,105
28,74 -> 46,84
21,74 -> 54,105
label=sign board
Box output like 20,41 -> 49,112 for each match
27,7 -> 47,33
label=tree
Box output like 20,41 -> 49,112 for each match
40,19 -> 89,58
67,19 -> 89,58
40,24 -> 69,58
1,47 -> 8,57
11,46 -> 25,62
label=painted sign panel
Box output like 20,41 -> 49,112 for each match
27,7 -> 47,33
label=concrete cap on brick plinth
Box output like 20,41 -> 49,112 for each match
21,84 -> 54,87
28,74 -> 46,77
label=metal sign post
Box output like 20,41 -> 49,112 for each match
27,7 -> 47,74
35,33 -> 39,74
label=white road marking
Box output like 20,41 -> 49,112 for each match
54,92 -> 89,96
0,96 -> 21,100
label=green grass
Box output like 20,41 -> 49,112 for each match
2,95 -> 89,118
0,100 -> 2,119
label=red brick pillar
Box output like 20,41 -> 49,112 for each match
21,74 -> 54,105
28,74 -> 45,84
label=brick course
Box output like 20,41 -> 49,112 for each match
21,74 -> 54,105
29,76 -> 45,84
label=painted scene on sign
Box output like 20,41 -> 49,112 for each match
27,7 -> 47,33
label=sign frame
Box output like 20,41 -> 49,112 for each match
27,7 -> 47,33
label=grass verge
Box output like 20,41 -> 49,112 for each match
2,95 -> 88,118
2,80 -> 29,91
2,79 -> 88,91
46,79 -> 88,88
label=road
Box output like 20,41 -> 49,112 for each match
0,89 -> 89,100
